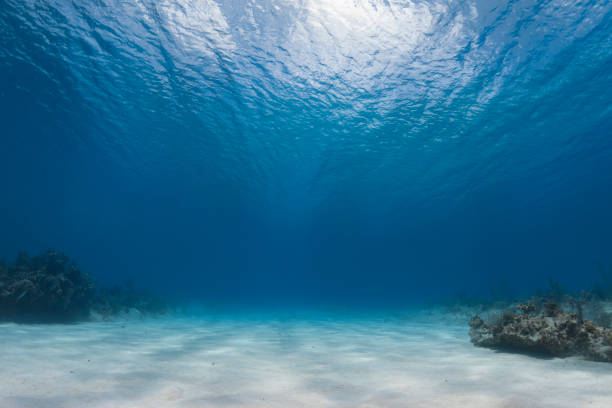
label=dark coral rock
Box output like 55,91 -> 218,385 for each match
517,303 -> 536,315
0,250 -> 94,322
469,303 -> 612,362
0,250 -> 169,323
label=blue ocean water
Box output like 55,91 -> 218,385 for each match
1,0 -> 612,306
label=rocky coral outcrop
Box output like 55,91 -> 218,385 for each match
0,250 -> 94,322
0,250 -> 168,323
469,303 -> 612,362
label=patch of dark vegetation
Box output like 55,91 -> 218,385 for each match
0,250 -> 167,323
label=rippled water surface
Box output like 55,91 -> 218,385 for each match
1,0 -> 612,302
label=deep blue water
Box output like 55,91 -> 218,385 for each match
1,0 -> 612,305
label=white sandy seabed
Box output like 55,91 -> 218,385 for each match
1,309 -> 611,408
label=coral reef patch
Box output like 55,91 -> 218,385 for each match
0,250 -> 94,322
469,302 -> 612,362
0,250 -> 166,323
